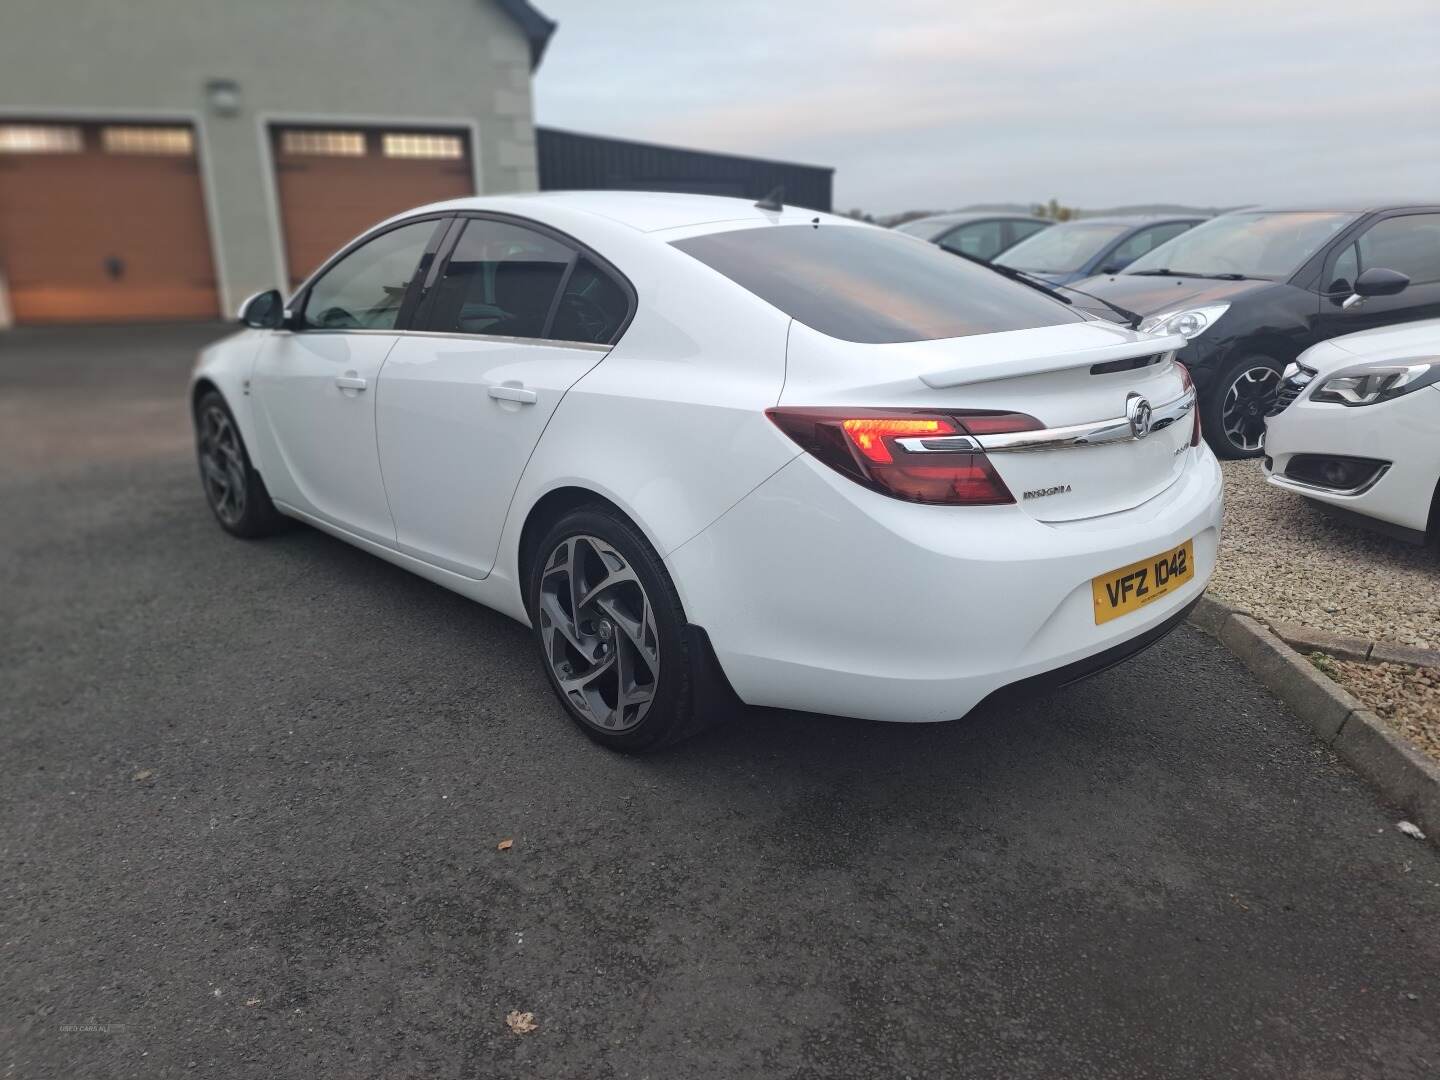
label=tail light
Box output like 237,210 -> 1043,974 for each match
765,407 -> 1040,505
1175,361 -> 1201,447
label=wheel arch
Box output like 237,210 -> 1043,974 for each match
191,376 -> 224,417
515,485 -> 662,607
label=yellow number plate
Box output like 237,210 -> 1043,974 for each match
1091,539 -> 1194,625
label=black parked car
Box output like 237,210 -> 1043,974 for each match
994,214 -> 1205,286
893,212 -> 1051,263
1069,203 -> 1440,457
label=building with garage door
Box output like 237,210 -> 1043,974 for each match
0,0 -> 556,326
0,1 -> 835,329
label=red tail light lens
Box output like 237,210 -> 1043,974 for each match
1174,361 -> 1201,447
766,407 -> 1039,505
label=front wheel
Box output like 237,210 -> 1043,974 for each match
527,506 -> 707,752
194,391 -> 287,538
1203,356 -> 1283,459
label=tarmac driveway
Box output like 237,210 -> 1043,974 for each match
2,325 -> 1439,1079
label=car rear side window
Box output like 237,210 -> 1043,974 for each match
549,257 -> 631,345
424,219 -> 574,339
671,224 -> 1080,344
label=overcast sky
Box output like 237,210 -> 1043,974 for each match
531,0 -> 1439,215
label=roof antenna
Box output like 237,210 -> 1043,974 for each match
754,186 -> 784,212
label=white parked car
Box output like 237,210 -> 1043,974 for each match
1264,318 -> 1440,542
192,192 -> 1222,751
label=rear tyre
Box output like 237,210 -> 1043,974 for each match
1204,355 -> 1283,459
193,390 -> 287,538
527,505 -> 706,752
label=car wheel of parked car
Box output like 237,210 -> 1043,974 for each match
1207,357 -> 1283,458
194,390 -> 287,538
528,506 -> 703,752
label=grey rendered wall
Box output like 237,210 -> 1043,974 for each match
0,0 -> 538,315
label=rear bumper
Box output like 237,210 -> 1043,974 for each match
666,445 -> 1224,723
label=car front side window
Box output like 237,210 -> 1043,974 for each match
1355,214 -> 1440,285
300,219 -> 440,331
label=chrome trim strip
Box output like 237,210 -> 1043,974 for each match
977,390 -> 1195,453
272,328 -> 610,352
396,330 -> 611,352
1269,464 -> 1391,498
894,434 -> 980,453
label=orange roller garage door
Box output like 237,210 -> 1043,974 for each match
0,121 -> 219,324
272,126 -> 474,288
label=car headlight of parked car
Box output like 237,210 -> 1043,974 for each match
1139,303 -> 1230,340
1310,360 -> 1440,406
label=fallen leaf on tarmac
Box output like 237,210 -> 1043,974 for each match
245,998 -> 262,1007
1397,821 -> 1426,841
497,839 -> 514,851
506,1010 -> 538,1034
133,769 -> 154,782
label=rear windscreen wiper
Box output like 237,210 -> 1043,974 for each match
1059,284 -> 1144,330
955,252 -> 1143,330
955,252 -> 1078,307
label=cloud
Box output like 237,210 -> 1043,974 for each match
533,0 -> 1440,213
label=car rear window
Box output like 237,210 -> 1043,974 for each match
671,224 -> 1082,344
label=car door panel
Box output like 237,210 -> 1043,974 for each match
373,215 -> 633,579
251,331 -> 400,543
246,216 -> 445,545
376,336 -> 607,577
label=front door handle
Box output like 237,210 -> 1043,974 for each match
334,374 -> 367,391
488,384 -> 537,404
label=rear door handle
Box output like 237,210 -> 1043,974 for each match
488,384 -> 537,404
334,375 -> 367,391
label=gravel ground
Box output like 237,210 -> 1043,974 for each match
1212,460 -> 1439,650
1323,656 -> 1440,765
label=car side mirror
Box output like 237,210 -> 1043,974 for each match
1343,267 -> 1409,309
238,289 -> 285,329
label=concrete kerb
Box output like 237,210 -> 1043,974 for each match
1188,594 -> 1440,844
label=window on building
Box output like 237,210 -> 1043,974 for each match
383,133 -> 464,160
102,126 -> 194,156
0,124 -> 83,154
280,130 -> 366,157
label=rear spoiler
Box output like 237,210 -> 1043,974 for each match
919,333 -> 1187,389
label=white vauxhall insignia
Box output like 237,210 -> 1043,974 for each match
191,192 -> 1223,751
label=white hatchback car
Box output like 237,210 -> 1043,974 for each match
1264,318 -> 1440,542
192,192 -> 1222,751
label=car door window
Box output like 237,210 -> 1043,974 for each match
1106,223 -> 1194,269
301,220 -> 439,331
939,221 -> 1005,261
424,218 -> 574,339
1328,243 -> 1359,293
1006,220 -> 1049,246
549,257 -> 631,345
1355,214 -> 1440,284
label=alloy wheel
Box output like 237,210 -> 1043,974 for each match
1221,366 -> 1280,453
197,405 -> 247,526
537,535 -> 660,732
